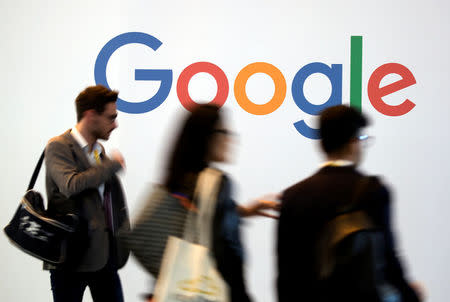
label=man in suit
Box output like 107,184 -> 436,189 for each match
277,105 -> 421,302
45,85 -> 130,302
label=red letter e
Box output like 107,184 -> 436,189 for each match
368,63 -> 416,116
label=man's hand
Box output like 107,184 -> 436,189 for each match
111,150 -> 126,169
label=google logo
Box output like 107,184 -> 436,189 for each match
95,32 -> 416,139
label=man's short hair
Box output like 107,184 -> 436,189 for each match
75,85 -> 118,122
319,105 -> 369,154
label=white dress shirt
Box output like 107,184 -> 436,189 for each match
71,127 -> 105,200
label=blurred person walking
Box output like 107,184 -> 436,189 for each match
277,105 -> 422,302
136,104 -> 277,302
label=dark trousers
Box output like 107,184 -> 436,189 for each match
50,268 -> 124,302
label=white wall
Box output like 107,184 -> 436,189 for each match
1,1 -> 449,301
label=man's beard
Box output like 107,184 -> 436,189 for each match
92,128 -> 110,141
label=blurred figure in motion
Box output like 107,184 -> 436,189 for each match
144,104 -> 277,302
277,105 -> 422,302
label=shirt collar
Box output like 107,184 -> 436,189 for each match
71,126 -> 88,149
320,159 -> 355,168
71,127 -> 101,153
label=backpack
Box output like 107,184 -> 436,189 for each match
315,177 -> 401,302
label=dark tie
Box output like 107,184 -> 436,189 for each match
103,183 -> 114,231
94,150 -> 114,231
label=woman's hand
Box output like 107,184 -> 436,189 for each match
409,281 -> 426,301
238,193 -> 281,219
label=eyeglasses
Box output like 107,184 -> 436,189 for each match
357,134 -> 375,147
358,134 -> 369,141
213,129 -> 236,136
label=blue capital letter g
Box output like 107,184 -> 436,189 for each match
94,32 -> 173,114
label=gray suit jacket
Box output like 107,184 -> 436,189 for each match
45,130 -> 130,272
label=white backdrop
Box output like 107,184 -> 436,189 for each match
1,1 -> 449,301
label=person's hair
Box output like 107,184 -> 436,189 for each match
165,104 -> 221,191
75,85 -> 118,122
319,105 -> 368,154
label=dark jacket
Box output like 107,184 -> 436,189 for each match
277,165 -> 419,302
212,175 -> 251,302
45,130 -> 130,271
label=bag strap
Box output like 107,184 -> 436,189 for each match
196,168 -> 223,247
27,141 -> 79,191
27,149 -> 46,191
182,168 -> 223,247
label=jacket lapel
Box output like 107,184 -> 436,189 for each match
62,129 -> 91,171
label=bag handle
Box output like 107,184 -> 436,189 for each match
27,142 -> 79,191
182,168 -> 222,247
196,168 -> 222,247
27,149 -> 45,191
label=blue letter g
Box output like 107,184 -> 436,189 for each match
94,32 -> 173,114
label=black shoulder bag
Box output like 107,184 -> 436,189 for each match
4,150 -> 79,264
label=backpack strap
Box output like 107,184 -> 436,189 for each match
317,176 -> 375,279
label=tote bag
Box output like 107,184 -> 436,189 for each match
120,186 -> 189,276
153,168 -> 230,302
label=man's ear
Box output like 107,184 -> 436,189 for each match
83,109 -> 97,120
84,109 -> 98,117
348,139 -> 360,153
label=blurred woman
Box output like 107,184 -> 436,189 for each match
162,104 -> 277,302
